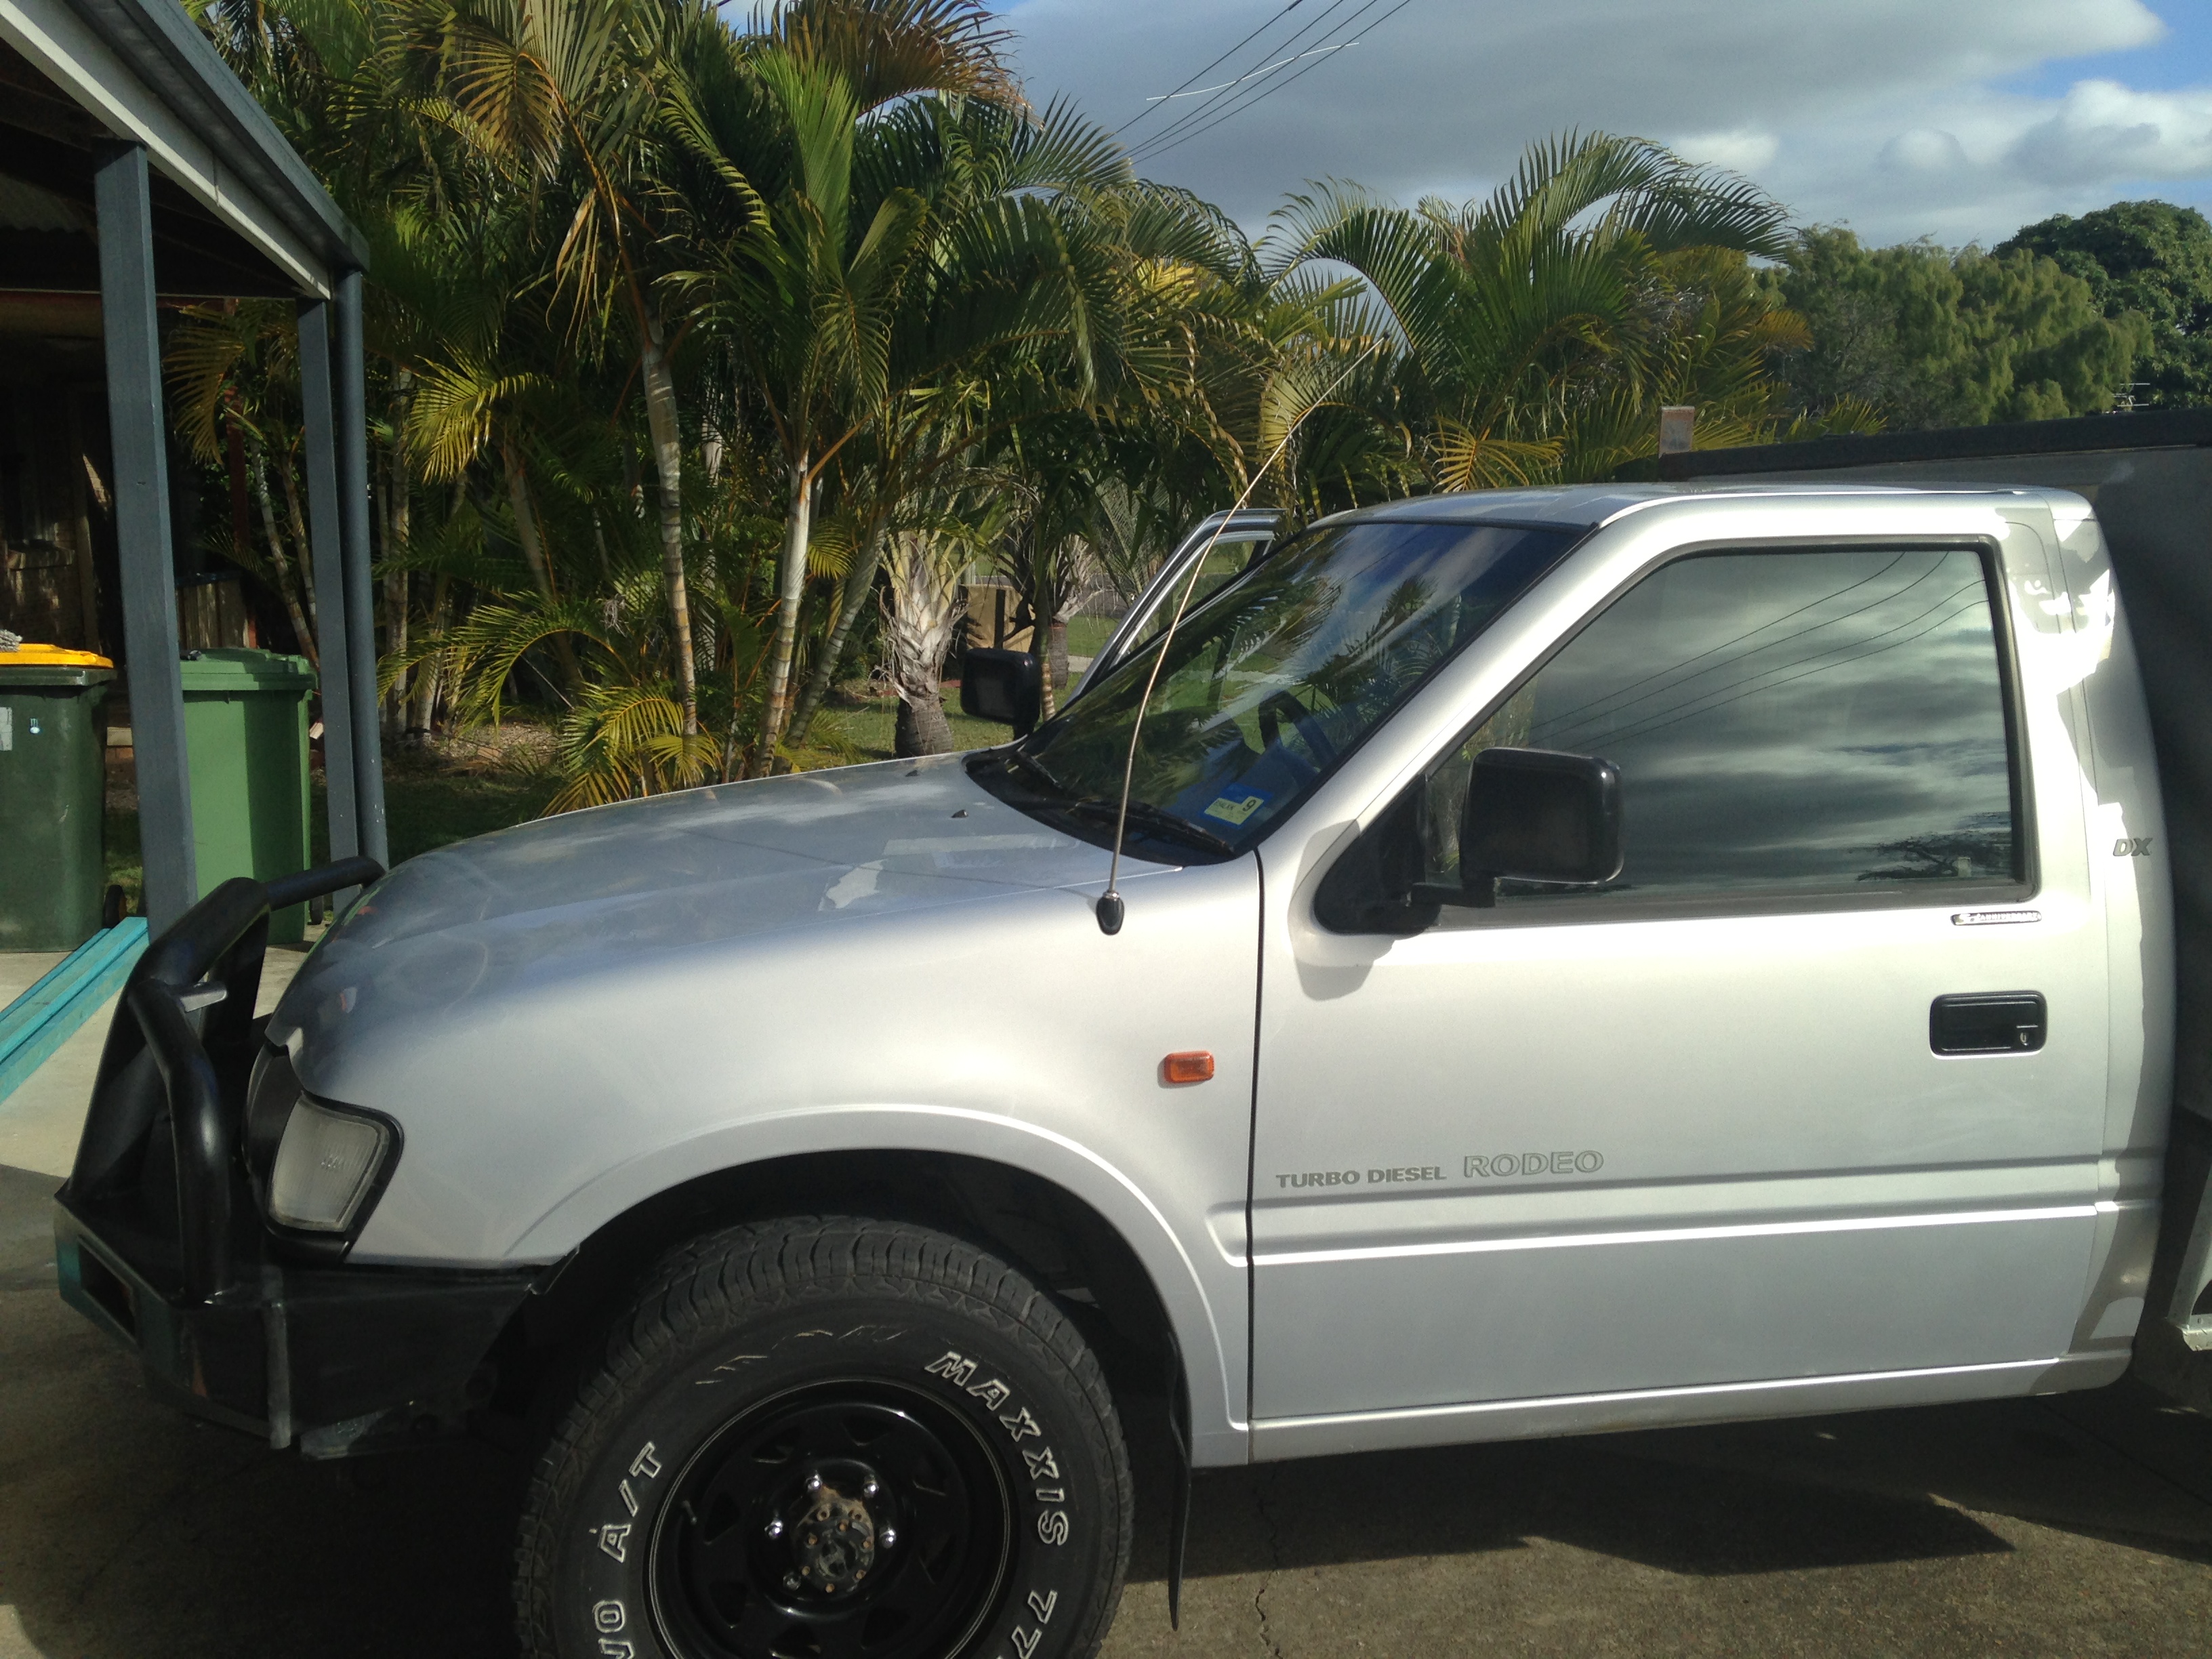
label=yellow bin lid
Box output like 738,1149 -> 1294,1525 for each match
0,644 -> 114,667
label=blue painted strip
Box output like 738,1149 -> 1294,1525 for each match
0,918 -> 149,1106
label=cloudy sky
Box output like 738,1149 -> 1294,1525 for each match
1000,0 -> 2212,247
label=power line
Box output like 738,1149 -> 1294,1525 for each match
1121,0 -> 1315,135
1525,552 -> 1916,736
1588,594 -> 1992,751
1124,0 -> 1378,160
1129,0 -> 1418,165
1536,559 -> 1953,747
1127,0 -> 1378,161
1547,581 -> 1986,752
1543,577 -> 1973,750
1145,41 -> 1361,105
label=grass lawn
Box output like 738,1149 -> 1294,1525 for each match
331,760 -> 567,864
1064,614 -> 1118,659
102,760 -> 565,913
798,687 -> 1008,767
101,688 -> 1011,908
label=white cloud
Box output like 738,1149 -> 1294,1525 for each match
2006,79 -> 2212,184
1003,0 -> 2207,244
1881,129 -> 1973,176
1673,129 -> 1781,176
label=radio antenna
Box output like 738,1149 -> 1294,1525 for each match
1094,342 -> 1384,935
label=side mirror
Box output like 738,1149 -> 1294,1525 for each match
1456,747 -> 1623,899
960,648 -> 1042,737
1313,745 -> 1623,937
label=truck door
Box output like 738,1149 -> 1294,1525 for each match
1250,537 -> 2110,1432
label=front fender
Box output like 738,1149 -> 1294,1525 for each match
501,1104 -> 1248,1465
329,859 -> 1264,1467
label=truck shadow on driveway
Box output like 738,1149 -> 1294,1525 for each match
7,1157 -> 2212,1657
1132,1384 -> 2212,1586
1170,1438 -> 2015,1582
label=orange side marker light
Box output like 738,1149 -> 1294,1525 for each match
1161,1050 -> 1215,1086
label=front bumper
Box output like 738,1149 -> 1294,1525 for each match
53,859 -> 539,1456
56,1193 -> 535,1456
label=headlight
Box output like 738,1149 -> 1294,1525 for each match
268,1097 -> 396,1233
245,1042 -> 303,1173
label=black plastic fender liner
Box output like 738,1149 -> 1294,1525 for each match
2137,1107 -> 2212,1413
1164,1330 -> 1192,1630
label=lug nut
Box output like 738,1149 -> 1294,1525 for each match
863,1479 -> 879,1498
880,1528 -> 897,1548
806,1473 -> 823,1492
783,1572 -> 800,1591
765,1518 -> 784,1538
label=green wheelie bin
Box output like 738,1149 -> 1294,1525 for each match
0,644 -> 115,951
179,648 -> 317,944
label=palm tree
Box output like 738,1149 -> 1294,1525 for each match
666,1 -> 1046,771
780,97 -> 1170,741
436,0 -> 717,737
1269,133 -> 1797,487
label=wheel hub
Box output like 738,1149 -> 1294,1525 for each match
788,1471 -> 879,1597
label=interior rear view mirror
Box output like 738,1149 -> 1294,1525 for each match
960,648 -> 1043,737
1456,746 -> 1624,901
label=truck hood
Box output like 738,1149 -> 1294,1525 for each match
269,752 -> 1139,1061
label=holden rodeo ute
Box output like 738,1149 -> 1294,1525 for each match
54,482 -> 2212,1659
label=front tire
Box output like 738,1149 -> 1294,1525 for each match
516,1218 -> 1132,1659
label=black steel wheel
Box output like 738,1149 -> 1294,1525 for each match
517,1218 -> 1132,1659
651,1380 -> 1008,1658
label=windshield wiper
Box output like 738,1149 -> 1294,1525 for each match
997,748 -> 1071,799
1067,797 -> 1236,857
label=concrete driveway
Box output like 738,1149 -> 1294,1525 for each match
5,952 -> 2211,1656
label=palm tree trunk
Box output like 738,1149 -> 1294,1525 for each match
277,446 -> 319,640
384,367 -> 414,737
754,451 -> 811,772
249,438 -> 316,672
1046,617 -> 1069,710
886,530 -> 961,758
411,572 -> 450,735
500,437 -> 557,599
500,437 -> 583,693
789,516 -> 886,744
638,324 -> 698,737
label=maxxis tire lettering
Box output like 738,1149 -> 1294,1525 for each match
920,1347 -> 1074,1624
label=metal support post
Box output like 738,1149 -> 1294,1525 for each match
94,143 -> 195,932
333,271 -> 388,869
298,297 -> 357,865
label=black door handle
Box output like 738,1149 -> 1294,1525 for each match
1931,992 -> 2047,1055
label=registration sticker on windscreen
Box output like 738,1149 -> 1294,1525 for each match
1202,786 -> 1271,826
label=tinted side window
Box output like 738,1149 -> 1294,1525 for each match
1419,547 -> 2023,908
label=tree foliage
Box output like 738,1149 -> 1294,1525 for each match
1999,200 -> 2212,409
1761,226 -> 2151,430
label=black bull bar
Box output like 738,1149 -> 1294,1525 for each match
52,859 -> 539,1455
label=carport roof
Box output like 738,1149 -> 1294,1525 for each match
0,0 -> 366,298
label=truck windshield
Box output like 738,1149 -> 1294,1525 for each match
968,518 -> 1579,860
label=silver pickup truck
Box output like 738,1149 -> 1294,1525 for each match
54,482 -> 2210,1659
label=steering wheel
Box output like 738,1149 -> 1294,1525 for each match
1256,691 -> 1340,768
